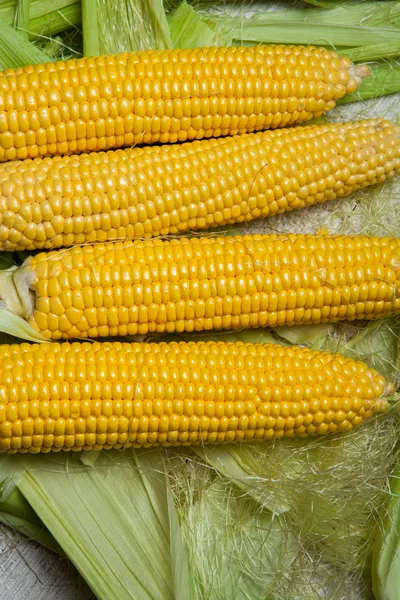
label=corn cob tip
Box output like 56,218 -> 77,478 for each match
352,63 -> 371,82
384,382 -> 395,396
345,63 -> 370,94
365,369 -> 393,414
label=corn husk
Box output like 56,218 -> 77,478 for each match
372,468 -> 400,600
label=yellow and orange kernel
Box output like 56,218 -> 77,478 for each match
0,45 -> 366,162
0,118 -> 397,250
0,340 -> 390,453
16,233 -> 400,340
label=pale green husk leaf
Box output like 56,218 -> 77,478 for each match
0,18 -> 51,69
0,450 -> 178,600
95,0 -> 172,54
0,310 -> 45,343
372,469 -> 400,600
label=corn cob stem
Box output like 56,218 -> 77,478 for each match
0,118 -> 398,250
0,340 -> 391,453
0,233 -> 399,340
0,44 -> 367,162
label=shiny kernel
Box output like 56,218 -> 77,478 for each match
0,335 -> 391,452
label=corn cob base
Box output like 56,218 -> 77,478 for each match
0,341 -> 390,453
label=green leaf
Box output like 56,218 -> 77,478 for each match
168,1 -> 217,49
97,0 -> 171,54
372,470 -> 400,600
81,0 -> 100,56
0,18 -> 51,69
12,450 -> 176,600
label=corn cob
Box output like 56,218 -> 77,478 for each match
0,340 -> 390,453
1,233 -> 399,340
0,118 -> 398,251
0,45 -> 368,162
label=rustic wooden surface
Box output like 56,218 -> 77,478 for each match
0,524 -> 94,600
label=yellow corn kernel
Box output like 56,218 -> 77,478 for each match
0,118 -> 398,250
0,339 -> 390,453
0,45 -> 366,162
0,234 -> 398,338
0,233 -> 397,340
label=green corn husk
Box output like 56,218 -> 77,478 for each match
0,0 -> 80,63
169,1 -> 226,48
0,0 -> 81,40
15,0 -> 30,40
81,0 -> 100,56
0,450 -> 193,600
0,18 -> 51,69
28,4 -> 81,39
372,467 -> 400,600
0,487 -> 63,554
0,0 -> 79,22
81,0 -> 171,56
338,43 -> 400,62
0,310 -> 46,343
211,6 -> 400,47
191,0 -> 400,48
303,0 -> 360,6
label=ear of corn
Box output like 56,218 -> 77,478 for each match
0,339 -> 391,453
0,118 -> 398,250
0,233 -> 399,340
0,44 -> 367,162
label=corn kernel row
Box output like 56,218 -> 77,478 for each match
0,45 -> 365,162
0,233 -> 398,340
0,340 -> 390,453
0,118 -> 398,250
